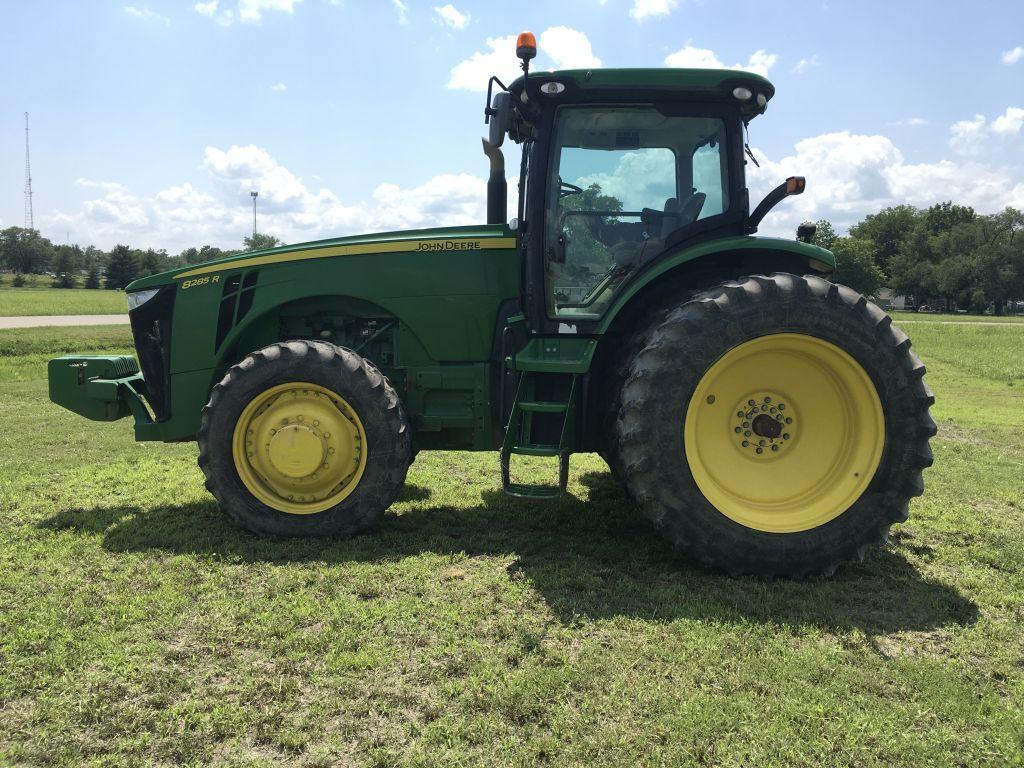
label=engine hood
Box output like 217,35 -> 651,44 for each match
125,223 -> 515,292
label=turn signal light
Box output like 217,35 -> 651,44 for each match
786,176 -> 806,195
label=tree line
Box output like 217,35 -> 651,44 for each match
806,202 -> 1024,314
0,228 -> 282,290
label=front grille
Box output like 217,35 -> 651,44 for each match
129,286 -> 175,421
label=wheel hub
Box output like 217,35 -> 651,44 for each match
732,393 -> 795,456
232,383 -> 367,514
267,423 -> 326,478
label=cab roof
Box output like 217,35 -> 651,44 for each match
510,68 -> 775,119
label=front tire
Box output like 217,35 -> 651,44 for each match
198,340 -> 410,537
614,273 -> 935,577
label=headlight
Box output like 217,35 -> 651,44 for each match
127,288 -> 160,312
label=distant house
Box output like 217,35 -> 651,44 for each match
875,288 -> 908,311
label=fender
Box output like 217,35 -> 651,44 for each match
595,235 -> 836,334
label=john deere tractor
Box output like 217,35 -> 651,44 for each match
49,33 -> 934,576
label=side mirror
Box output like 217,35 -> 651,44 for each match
796,222 -> 817,243
487,91 -> 511,148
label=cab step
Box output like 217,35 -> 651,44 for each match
500,372 -> 577,500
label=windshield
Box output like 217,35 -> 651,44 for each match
544,106 -> 729,319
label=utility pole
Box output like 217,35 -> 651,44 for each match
250,191 -> 258,238
24,112 -> 34,231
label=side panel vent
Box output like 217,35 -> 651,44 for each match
214,271 -> 259,350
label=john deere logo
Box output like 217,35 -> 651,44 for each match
416,240 -> 482,252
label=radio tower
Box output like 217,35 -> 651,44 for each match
24,112 -> 34,230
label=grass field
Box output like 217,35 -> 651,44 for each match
0,287 -> 127,317
1,320 -> 1023,766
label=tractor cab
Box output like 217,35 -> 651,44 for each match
483,33 -> 787,334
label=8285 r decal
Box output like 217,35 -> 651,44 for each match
181,275 -> 221,290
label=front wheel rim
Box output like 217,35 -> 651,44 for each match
683,333 -> 885,533
232,382 -> 368,514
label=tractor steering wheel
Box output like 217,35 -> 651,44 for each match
559,179 -> 584,199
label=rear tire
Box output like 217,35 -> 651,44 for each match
198,340 -> 410,537
613,273 -> 935,577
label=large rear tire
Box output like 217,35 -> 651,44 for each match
198,340 -> 410,537
614,273 -> 935,577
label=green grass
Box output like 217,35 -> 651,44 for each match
891,311 -> 1024,323
1,325 -> 1023,766
0,287 -> 127,316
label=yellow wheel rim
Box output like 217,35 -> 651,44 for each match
683,333 -> 885,533
232,382 -> 367,515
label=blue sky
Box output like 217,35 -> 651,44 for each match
1,0 -> 1022,251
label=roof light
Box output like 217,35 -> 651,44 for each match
756,93 -> 767,108
732,86 -> 753,101
540,81 -> 565,95
516,31 -> 537,62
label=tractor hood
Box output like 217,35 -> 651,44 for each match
125,224 -> 515,293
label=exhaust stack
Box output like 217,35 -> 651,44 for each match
482,139 -> 506,225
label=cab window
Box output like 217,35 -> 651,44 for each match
544,106 -> 729,319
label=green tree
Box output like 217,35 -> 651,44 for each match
243,233 -> 282,251
84,263 -> 101,289
104,244 -> 138,290
921,201 -> 976,235
831,237 -> 884,296
51,244 -> 81,288
849,204 -> 919,275
0,227 -> 55,275
136,248 -> 170,277
809,219 -> 838,249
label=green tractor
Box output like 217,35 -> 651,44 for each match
48,33 -> 934,576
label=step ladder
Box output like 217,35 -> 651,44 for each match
500,371 -> 578,500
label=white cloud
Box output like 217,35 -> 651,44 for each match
270,82 -> 287,92
888,117 -> 929,127
41,146 -> 514,252
194,0 -> 299,24
433,3 -> 469,29
448,34 -> 519,91
792,55 -> 820,74
664,46 -> 778,78
949,107 -> 1024,155
949,114 -> 987,155
392,0 -> 408,24
992,107 -> 1024,137
630,0 -> 680,21
540,26 -> 602,69
1001,45 -> 1023,65
746,130 -> 1024,236
123,5 -> 170,24
448,26 -> 600,91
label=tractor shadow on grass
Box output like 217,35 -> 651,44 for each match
42,471 -> 978,635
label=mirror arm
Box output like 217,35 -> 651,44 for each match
745,176 -> 805,233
